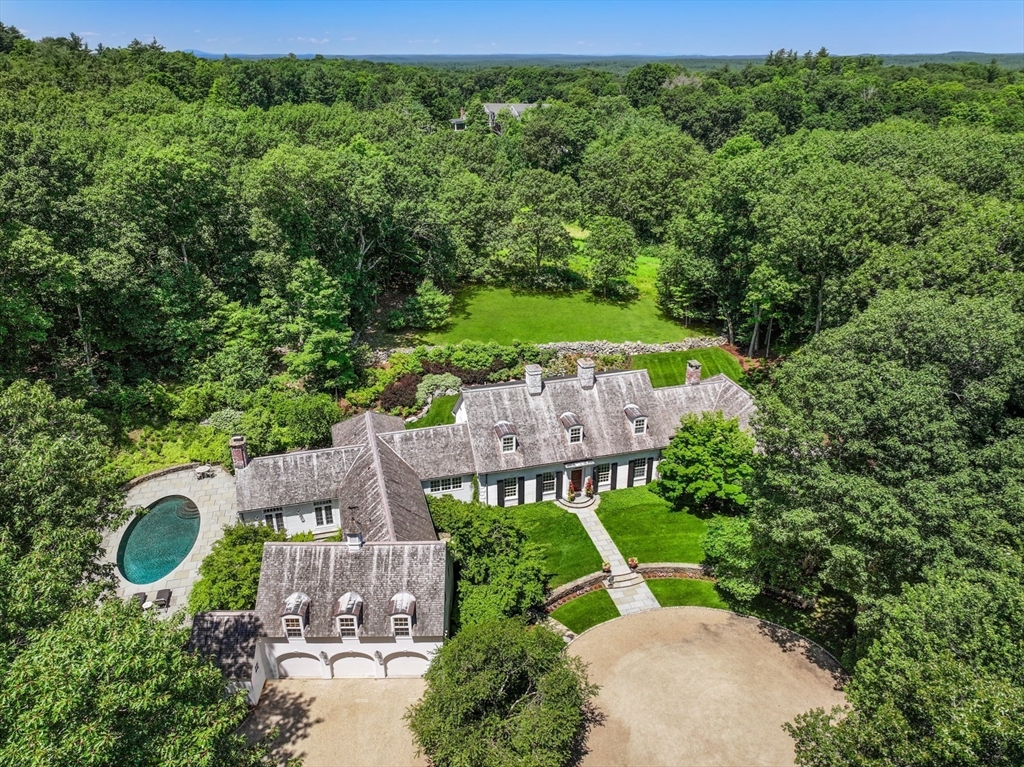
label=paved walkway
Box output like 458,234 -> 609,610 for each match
101,465 -> 237,613
565,496 -> 660,615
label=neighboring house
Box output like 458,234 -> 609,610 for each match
188,358 -> 752,700
450,102 -> 541,132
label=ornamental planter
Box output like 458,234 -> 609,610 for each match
628,557 -> 639,570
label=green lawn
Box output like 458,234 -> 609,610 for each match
550,589 -> 619,634
631,347 -> 746,387
516,502 -> 603,588
648,578 -> 728,609
406,395 -> 458,430
597,486 -> 707,564
422,287 -> 700,345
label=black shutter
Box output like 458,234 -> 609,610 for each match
497,479 -> 505,507
535,474 -> 543,502
556,471 -> 563,498
627,460 -> 635,487
610,463 -> 618,490
646,457 -> 654,483
518,476 -> 525,506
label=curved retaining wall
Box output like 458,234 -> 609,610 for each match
544,562 -> 712,612
121,463 -> 201,492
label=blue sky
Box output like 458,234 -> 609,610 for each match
2,1 -> 1021,56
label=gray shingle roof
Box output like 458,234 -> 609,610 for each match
456,369 -> 754,474
482,102 -> 537,119
187,612 -> 264,680
255,541 -> 449,638
332,412 -> 406,447
376,424 -> 476,480
235,446 -> 363,511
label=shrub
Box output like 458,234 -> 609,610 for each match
188,523 -> 289,613
380,373 -> 422,411
415,373 -> 462,407
402,279 -> 453,329
386,309 -> 407,331
204,408 -> 244,434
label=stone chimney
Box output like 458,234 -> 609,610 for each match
577,358 -> 596,390
686,359 -> 702,386
229,435 -> 249,469
525,364 -> 543,396
459,107 -> 466,119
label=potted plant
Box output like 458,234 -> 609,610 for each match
628,557 -> 639,570
584,476 -> 594,498
567,480 -> 576,503
601,561 -> 612,573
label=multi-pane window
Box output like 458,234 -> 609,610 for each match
430,476 -> 463,493
596,464 -> 611,484
501,435 -> 516,453
632,460 -> 647,480
541,472 -> 556,493
314,502 -> 334,526
568,426 -> 583,443
337,616 -> 357,638
283,616 -> 303,638
392,616 -> 411,637
504,478 -> 519,499
633,417 -> 647,435
264,508 -> 284,531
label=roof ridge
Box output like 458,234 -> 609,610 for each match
246,443 -> 363,464
364,412 -> 396,542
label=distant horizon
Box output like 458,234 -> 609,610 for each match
2,0 -> 1021,58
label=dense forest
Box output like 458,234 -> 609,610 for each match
1,22 -> 1023,765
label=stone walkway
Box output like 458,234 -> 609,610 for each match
565,496 -> 660,615
101,465 -> 237,614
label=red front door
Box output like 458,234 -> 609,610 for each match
570,469 -> 583,494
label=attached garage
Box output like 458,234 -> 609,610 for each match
331,651 -> 377,677
275,652 -> 321,678
385,651 -> 430,677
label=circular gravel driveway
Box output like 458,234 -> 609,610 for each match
569,607 -> 847,767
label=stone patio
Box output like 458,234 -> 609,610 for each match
101,465 -> 237,614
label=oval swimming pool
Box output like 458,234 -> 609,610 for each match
117,495 -> 200,585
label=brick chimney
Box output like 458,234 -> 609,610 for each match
686,360 -> 702,386
525,364 -> 543,396
577,358 -> 596,390
229,435 -> 249,469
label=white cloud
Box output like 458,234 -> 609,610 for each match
206,38 -> 218,43
342,36 -> 356,41
81,32 -> 100,37
293,36 -> 330,44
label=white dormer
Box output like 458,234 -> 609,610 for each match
560,412 -> 583,444
390,591 -> 416,639
624,404 -> 648,435
494,421 -> 518,453
334,591 -> 364,639
281,591 -> 310,641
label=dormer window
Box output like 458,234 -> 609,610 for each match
633,417 -> 647,435
569,426 -> 583,443
494,421 -> 518,453
334,591 -> 363,638
281,591 -> 310,640
560,412 -> 583,443
624,404 -> 647,435
390,591 -> 416,638
337,616 -> 358,637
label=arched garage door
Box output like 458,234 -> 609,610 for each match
275,652 -> 321,678
331,651 -> 376,677
385,651 -> 429,677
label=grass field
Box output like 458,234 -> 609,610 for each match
422,286 -> 700,345
516,502 -> 603,588
406,395 -> 458,430
550,589 -> 619,634
648,578 -> 728,609
597,486 -> 707,564
631,347 -> 746,387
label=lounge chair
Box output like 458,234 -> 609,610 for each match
154,589 -> 171,608
132,592 -> 146,607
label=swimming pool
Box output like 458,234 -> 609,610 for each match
117,495 -> 200,585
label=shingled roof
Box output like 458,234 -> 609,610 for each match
235,446 -> 363,511
452,369 -> 754,474
376,423 -> 476,480
187,612 -> 264,680
255,541 -> 449,638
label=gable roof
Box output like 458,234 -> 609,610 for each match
255,541 -> 449,638
482,102 -> 537,119
235,446 -> 363,511
376,423 -> 476,480
187,612 -> 264,680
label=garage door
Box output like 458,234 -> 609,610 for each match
385,651 -> 429,677
331,652 -> 377,677
275,652 -> 321,678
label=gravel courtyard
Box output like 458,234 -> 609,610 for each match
570,607 -> 848,767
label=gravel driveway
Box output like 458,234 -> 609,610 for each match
569,607 -> 847,767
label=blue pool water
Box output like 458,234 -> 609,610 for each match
117,495 -> 200,585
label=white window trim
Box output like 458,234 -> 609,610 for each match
337,615 -> 358,639
541,472 -> 556,494
632,459 -> 647,480
282,616 -> 304,641
429,476 -> 463,493
503,478 -> 520,500
568,426 -> 583,443
633,417 -> 647,435
314,502 -> 334,527
501,435 -> 516,453
596,464 -> 611,485
391,615 -> 412,639
264,508 -> 285,532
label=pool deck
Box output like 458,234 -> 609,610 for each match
101,465 -> 237,615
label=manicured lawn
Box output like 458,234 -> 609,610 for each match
422,287 -> 699,345
550,589 -> 619,634
516,502 -> 603,588
648,578 -> 728,609
631,347 -> 746,387
596,486 -> 707,564
406,395 -> 458,430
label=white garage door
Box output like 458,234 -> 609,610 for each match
331,652 -> 377,677
385,651 -> 429,677
275,652 -> 321,678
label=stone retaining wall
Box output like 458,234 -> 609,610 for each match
543,571 -> 609,612
638,562 -> 710,579
121,463 -> 201,492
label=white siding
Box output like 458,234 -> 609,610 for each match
240,499 -> 341,536
421,475 -> 474,503
262,637 -> 442,679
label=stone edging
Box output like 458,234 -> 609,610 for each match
544,562 -> 713,612
638,562 -> 710,578
121,463 -> 201,492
